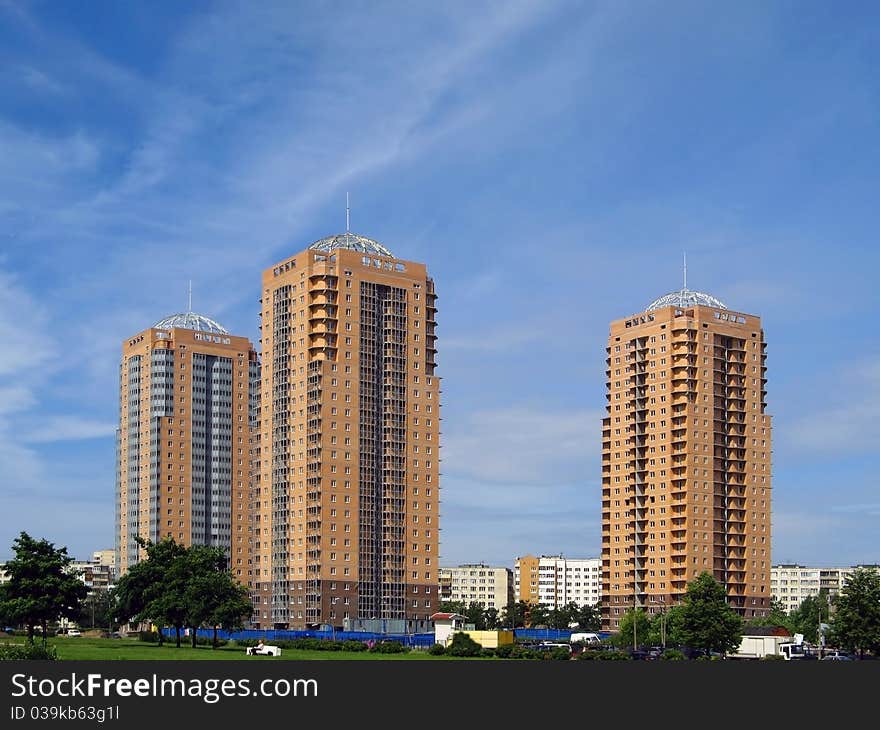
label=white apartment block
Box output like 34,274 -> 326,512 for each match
515,555 -> 601,609
439,564 -> 512,610
771,564 -> 880,614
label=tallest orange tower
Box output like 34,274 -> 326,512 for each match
253,232 -> 440,630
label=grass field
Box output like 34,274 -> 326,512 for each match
2,637 -> 451,661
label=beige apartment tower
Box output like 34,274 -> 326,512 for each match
115,312 -> 258,578
253,232 -> 439,630
601,286 -> 771,630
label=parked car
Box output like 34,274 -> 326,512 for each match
66,629 -> 82,637
822,652 -> 853,661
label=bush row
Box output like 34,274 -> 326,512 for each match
430,642 -> 572,660
0,642 -> 58,660
234,637 -> 406,653
136,631 -> 226,647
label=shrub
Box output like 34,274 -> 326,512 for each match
428,643 -> 446,656
369,640 -> 408,654
498,644 -> 539,660
138,631 -> 160,643
762,654 -> 785,661
341,640 -> 369,652
193,636 -> 228,647
0,642 -> 58,660
548,647 -> 572,661
480,648 -> 497,658
577,649 -> 601,660
597,650 -> 631,661
661,649 -> 686,661
445,632 -> 482,657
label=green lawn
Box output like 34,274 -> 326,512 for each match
5,637 -> 453,661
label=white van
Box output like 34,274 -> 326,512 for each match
570,632 -> 601,645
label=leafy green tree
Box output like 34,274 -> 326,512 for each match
662,605 -> 686,647
548,607 -> 569,630
831,568 -> 880,658
745,596 -> 793,631
438,600 -> 467,615
575,603 -> 601,631
182,545 -> 253,648
77,589 -> 116,630
484,607 -> 500,629
527,603 -> 550,628
114,536 -> 187,646
465,601 -> 487,630
613,608 -> 651,649
209,580 -> 253,648
116,539 -> 253,649
0,532 -> 88,643
789,592 -> 830,644
679,572 -> 743,655
501,600 -> 529,628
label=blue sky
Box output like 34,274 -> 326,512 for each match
0,0 -> 878,566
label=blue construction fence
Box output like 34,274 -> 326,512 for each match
514,629 -> 613,641
162,627 -> 612,647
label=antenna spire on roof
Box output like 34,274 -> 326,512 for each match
346,192 -> 350,233
188,280 -> 192,312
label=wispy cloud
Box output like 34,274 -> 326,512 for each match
21,416 -> 117,444
442,322 -> 545,353
443,406 -> 601,485
18,65 -> 68,95
786,359 -> 880,455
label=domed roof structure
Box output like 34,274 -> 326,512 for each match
646,288 -> 727,312
153,312 -> 229,334
308,232 -> 394,258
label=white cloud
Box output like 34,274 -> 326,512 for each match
442,406 -> 602,485
21,416 -> 118,444
442,322 -> 545,353
786,359 -> 880,455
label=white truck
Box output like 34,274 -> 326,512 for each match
731,634 -> 806,660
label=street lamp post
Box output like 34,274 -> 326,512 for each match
650,598 -> 666,649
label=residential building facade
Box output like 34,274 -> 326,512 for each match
602,286 -> 772,629
115,312 -> 258,578
772,564 -> 880,613
253,232 -> 439,630
514,555 -> 601,609
439,564 -> 513,610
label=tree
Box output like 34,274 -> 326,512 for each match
678,572 -> 743,655
484,607 -> 500,629
527,603 -> 550,628
613,608 -> 651,649
114,536 -> 187,646
0,532 -> 88,643
548,606 -> 572,630
464,601 -> 487,630
184,545 -> 252,648
745,597 -> 793,632
789,592 -> 829,644
209,580 -> 253,648
77,589 -> 115,630
830,568 -> 880,658
115,538 -> 253,649
574,603 -> 601,631
438,600 -> 467,615
501,599 -> 529,629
